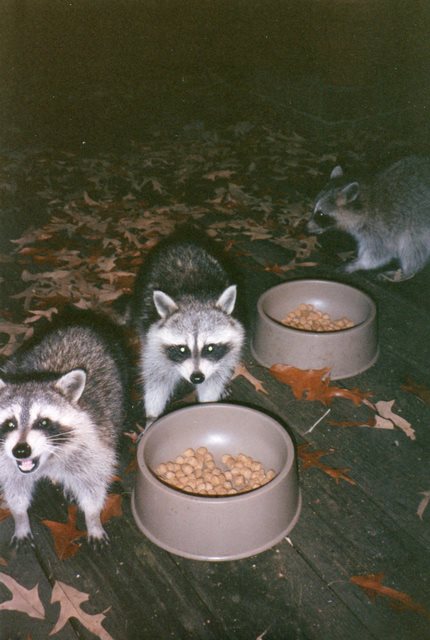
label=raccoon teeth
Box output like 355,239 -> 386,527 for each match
16,458 -> 39,474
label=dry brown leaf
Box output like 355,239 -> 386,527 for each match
298,444 -> 356,485
50,580 -> 114,640
233,362 -> 268,394
0,506 -> 11,522
351,573 -> 430,619
270,364 -> 371,406
100,493 -> 123,524
374,400 -> 415,440
401,376 -> 430,405
42,505 -> 86,560
0,572 -> 45,620
417,490 -> 430,520
327,415 -> 395,431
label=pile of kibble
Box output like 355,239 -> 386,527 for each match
282,303 -> 354,332
154,446 -> 277,495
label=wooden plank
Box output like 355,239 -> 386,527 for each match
10,482 -> 231,640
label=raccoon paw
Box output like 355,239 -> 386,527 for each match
378,269 -> 415,282
11,533 -> 35,550
87,532 -> 110,551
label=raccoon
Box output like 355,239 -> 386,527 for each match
132,231 -> 245,425
308,156 -> 430,280
0,312 -> 128,547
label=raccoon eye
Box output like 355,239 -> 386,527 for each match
1,418 -> 17,433
166,344 -> 191,363
313,210 -> 333,228
202,343 -> 229,360
36,418 -> 52,430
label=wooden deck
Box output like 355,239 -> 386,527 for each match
1,115 -> 430,640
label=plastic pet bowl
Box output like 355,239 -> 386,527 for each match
251,279 -> 378,379
131,403 -> 301,561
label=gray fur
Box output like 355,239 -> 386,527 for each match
0,318 -> 127,547
308,156 -> 430,280
132,234 -> 245,424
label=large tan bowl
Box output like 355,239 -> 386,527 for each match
131,404 -> 301,561
251,279 -> 378,379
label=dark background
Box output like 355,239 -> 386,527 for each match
0,0 -> 429,148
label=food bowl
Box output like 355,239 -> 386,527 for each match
131,403 -> 301,561
251,279 -> 378,379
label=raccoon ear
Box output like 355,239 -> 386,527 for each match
216,284 -> 237,315
55,369 -> 86,403
0,378 -> 6,390
330,165 -> 343,179
340,181 -> 360,203
153,290 -> 178,319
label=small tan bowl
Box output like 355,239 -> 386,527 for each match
131,403 -> 301,561
251,279 -> 378,379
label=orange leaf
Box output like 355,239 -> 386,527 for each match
270,364 -> 371,406
100,493 -> 123,524
401,376 -> 430,405
351,573 -> 430,619
327,418 -> 376,428
298,444 -> 356,485
233,362 -> 268,394
42,505 -> 86,560
0,507 -> 11,523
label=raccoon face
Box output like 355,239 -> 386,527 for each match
0,370 -> 87,474
148,284 -> 243,385
164,340 -> 233,385
308,166 -> 361,234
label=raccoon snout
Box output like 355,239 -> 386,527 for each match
13,441 -> 32,459
190,371 -> 205,385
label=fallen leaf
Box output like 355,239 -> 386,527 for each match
0,572 -> 45,620
100,493 -> 123,524
417,490 -> 430,520
298,444 -> 356,485
203,169 -> 236,181
374,400 -> 415,440
270,365 -> 371,406
351,573 -> 430,619
42,505 -> 86,560
0,507 -> 11,522
233,362 -> 268,394
50,580 -> 114,640
327,415 -> 395,431
401,376 -> 430,405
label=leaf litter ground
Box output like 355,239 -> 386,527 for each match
1,114 -> 429,637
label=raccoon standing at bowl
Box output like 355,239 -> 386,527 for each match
251,279 -> 378,379
131,404 -> 301,561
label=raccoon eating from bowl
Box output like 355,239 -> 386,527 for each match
132,229 -> 245,426
0,311 -> 128,548
308,155 -> 430,281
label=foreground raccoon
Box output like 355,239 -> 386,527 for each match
132,231 -> 245,425
308,156 -> 430,280
0,312 -> 128,547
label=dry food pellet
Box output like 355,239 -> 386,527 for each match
282,303 -> 354,332
154,447 -> 277,496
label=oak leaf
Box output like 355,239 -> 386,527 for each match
233,362 -> 268,394
351,573 -> 430,619
50,581 -> 115,639
298,444 -> 356,485
374,400 -> 415,440
0,572 -> 45,620
100,493 -> 123,524
42,505 -> 86,560
270,364 -> 371,406
401,376 -> 430,405
417,490 -> 430,520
